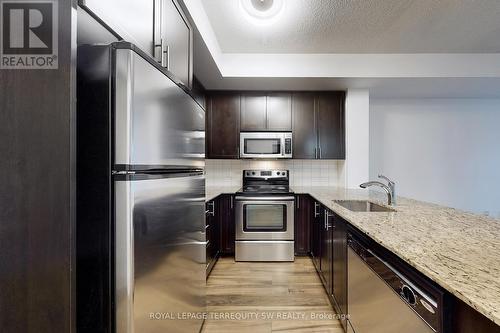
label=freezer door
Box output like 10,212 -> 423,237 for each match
114,173 -> 205,333
114,48 -> 204,170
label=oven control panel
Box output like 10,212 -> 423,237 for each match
244,170 -> 288,178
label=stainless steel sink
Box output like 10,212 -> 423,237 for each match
333,200 -> 396,212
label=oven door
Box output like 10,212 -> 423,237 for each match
240,132 -> 285,159
235,196 -> 294,240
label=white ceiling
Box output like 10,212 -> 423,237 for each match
202,0 -> 500,54
181,0 -> 500,97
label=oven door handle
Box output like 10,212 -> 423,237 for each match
234,196 -> 295,201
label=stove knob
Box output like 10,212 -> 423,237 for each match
252,172 -> 256,175
276,172 -> 280,176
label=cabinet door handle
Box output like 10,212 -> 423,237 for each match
325,210 -> 331,230
161,39 -> 166,66
166,44 -> 170,69
207,201 -> 215,216
161,42 -> 170,69
296,196 -> 300,209
314,147 -> 317,159
318,147 -> 322,159
154,43 -> 162,64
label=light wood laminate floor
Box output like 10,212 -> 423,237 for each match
202,257 -> 344,333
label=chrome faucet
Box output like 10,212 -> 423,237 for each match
360,174 -> 397,206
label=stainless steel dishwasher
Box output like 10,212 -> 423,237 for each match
347,234 -> 441,333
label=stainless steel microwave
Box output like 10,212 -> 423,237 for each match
239,132 -> 292,159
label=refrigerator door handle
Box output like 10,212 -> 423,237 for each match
114,181 -> 135,333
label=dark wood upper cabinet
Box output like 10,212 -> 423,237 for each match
267,93 -> 292,131
208,90 -> 344,160
240,93 -> 267,131
191,76 -> 206,110
292,93 -> 317,159
317,92 -> 345,159
240,93 -> 292,131
292,91 -> 345,159
207,94 -> 241,159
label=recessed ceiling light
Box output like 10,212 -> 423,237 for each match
240,0 -> 285,26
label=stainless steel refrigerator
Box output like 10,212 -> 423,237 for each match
77,42 -> 205,333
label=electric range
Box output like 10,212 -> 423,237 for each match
234,170 -> 295,262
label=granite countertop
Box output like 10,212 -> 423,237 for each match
292,186 -> 500,326
205,185 -> 500,325
205,185 -> 240,202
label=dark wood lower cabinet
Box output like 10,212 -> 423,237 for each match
206,199 -> 220,277
219,194 -> 235,255
320,208 -> 333,294
312,205 -> 348,331
294,195 -> 312,255
206,194 -> 235,277
452,297 -> 500,333
310,200 -> 322,271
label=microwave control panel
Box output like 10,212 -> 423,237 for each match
284,138 -> 292,154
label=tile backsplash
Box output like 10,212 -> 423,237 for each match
206,159 -> 346,188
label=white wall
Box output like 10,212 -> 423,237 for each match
344,89 -> 370,188
370,98 -> 500,217
206,160 -> 345,188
